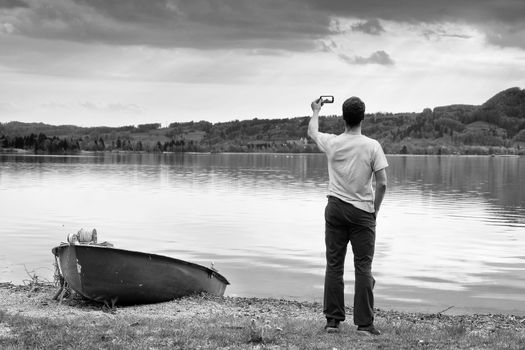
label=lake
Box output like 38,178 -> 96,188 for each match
1,153 -> 524,315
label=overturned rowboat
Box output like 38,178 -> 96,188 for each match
52,243 -> 229,306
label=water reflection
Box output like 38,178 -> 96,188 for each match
0,153 -> 524,315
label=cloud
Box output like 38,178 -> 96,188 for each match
0,102 -> 17,112
319,38 -> 394,66
306,0 -> 525,49
1,0 -> 525,51
355,50 -> 394,65
483,22 -> 525,49
318,39 -> 337,53
0,0 -> 335,51
80,101 -> 143,114
0,0 -> 28,9
41,102 -> 69,110
421,26 -> 473,41
306,0 -> 525,25
1,21 -> 15,33
338,50 -> 394,66
351,19 -> 384,35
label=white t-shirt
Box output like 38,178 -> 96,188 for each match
311,131 -> 388,213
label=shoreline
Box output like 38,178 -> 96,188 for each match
1,282 -> 524,349
1,148 -> 524,157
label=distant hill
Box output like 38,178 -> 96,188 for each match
1,87 -> 524,155
481,87 -> 525,119
361,87 -> 525,154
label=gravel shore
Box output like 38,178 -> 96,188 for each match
0,282 -> 322,322
1,282 -> 525,349
1,282 -> 525,331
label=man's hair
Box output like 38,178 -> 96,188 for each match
342,97 -> 365,128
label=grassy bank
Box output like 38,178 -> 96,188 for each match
1,283 -> 524,349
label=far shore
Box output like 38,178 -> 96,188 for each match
1,147 -> 524,157
1,282 -> 524,349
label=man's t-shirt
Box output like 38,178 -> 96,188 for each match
311,132 -> 388,213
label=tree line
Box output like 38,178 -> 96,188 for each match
1,87 -> 524,155
0,133 -> 203,154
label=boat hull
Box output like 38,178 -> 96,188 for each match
52,244 -> 229,305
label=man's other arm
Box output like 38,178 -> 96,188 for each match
374,169 -> 387,217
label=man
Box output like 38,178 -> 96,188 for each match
308,96 -> 388,336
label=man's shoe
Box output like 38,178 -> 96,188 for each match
324,318 -> 340,333
357,324 -> 381,336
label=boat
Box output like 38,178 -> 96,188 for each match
52,243 -> 230,305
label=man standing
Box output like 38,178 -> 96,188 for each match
308,96 -> 388,335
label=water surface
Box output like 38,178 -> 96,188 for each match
1,153 -> 524,315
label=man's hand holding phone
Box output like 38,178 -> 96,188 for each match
311,95 -> 334,112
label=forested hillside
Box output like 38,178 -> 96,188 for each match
1,87 -> 524,155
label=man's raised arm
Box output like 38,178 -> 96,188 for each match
308,99 -> 323,139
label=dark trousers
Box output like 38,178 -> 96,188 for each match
323,196 -> 376,326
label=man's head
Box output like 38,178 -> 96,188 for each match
342,97 -> 365,128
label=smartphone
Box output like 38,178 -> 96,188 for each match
319,95 -> 334,104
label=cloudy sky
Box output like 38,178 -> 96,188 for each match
1,0 -> 525,126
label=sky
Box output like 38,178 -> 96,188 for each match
1,0 -> 525,127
